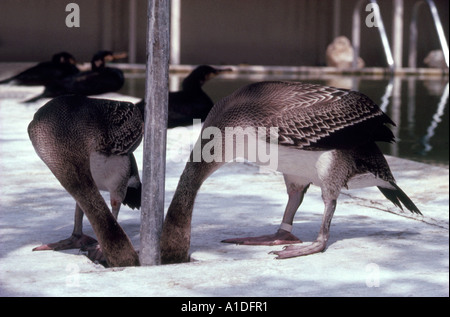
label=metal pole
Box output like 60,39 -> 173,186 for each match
352,0 -> 394,70
333,0 -> 341,40
409,0 -> 449,68
140,0 -> 170,266
426,0 -> 449,68
170,0 -> 181,65
370,0 -> 395,70
351,0 -> 362,70
392,0 -> 403,70
408,1 -> 421,68
128,0 -> 137,64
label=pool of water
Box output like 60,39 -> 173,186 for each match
119,71 -> 449,168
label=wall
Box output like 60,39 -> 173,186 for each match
0,0 -> 448,67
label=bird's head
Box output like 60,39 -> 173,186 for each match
91,51 -> 128,70
183,65 -> 233,90
52,52 -> 77,65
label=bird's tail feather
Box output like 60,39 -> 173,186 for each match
123,183 -> 142,210
378,181 -> 422,215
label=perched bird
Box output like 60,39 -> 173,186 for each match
28,95 -> 143,267
424,50 -> 448,69
167,65 -> 232,127
24,51 -> 125,103
135,65 -> 231,127
326,36 -> 365,69
160,81 -> 421,264
0,52 -> 79,86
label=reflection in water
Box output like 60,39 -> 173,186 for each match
379,78 -> 394,113
353,76 -> 448,163
421,83 -> 449,155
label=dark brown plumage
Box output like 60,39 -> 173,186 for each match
0,52 -> 79,86
24,51 -> 125,103
28,95 -> 143,267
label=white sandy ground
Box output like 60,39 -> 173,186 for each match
0,86 -> 448,297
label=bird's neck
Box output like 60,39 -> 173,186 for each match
91,60 -> 105,71
182,77 -> 204,92
161,160 -> 217,263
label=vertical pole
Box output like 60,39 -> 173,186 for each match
333,0 -> 341,39
140,0 -> 170,266
370,0 -> 394,70
427,0 -> 449,68
351,0 -> 362,70
170,0 -> 181,65
392,0 -> 403,70
128,0 -> 137,64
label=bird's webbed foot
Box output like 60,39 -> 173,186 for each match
33,234 -> 98,251
269,240 -> 327,259
222,229 -> 302,246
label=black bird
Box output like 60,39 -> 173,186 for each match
0,52 -> 79,86
167,65 -> 232,127
24,51 -> 126,103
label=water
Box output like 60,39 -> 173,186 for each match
121,72 -> 449,167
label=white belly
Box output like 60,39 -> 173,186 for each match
234,136 -> 328,186
346,173 -> 392,189
272,146 -> 327,185
89,152 -> 130,193
240,139 -> 391,190
205,127 -> 391,190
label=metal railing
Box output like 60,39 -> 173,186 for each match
408,0 -> 449,68
352,0 -> 394,71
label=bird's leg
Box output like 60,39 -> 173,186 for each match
270,197 -> 337,259
33,203 -> 97,251
221,183 -> 309,246
110,198 -> 121,219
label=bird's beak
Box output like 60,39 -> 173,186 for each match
207,67 -> 234,80
215,67 -> 234,74
104,52 -> 128,62
112,52 -> 128,60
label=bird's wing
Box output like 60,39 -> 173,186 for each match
96,99 -> 144,155
247,82 -> 396,150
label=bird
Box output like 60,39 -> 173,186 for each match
135,65 -> 231,127
24,51 -> 126,103
0,52 -> 79,86
424,50 -> 448,69
326,36 -> 365,69
160,81 -> 421,264
167,65 -> 232,127
28,95 -> 143,267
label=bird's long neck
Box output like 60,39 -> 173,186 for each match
161,159 -> 220,264
182,75 -> 203,92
